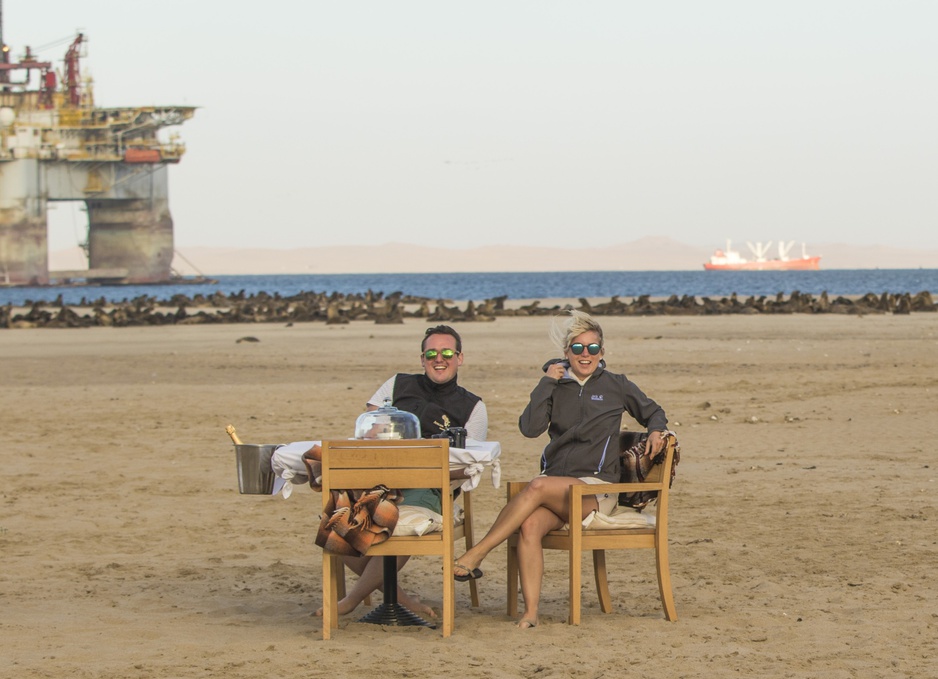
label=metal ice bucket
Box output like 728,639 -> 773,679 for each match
234,443 -> 278,494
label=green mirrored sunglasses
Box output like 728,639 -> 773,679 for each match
424,348 -> 458,360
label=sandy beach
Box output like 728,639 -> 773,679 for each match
2,312 -> 936,678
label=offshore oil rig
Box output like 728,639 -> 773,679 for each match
0,8 -> 195,286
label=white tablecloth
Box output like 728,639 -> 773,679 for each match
268,438 -> 501,498
449,439 -> 501,492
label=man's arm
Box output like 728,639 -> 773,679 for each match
366,375 -> 396,410
464,400 -> 488,441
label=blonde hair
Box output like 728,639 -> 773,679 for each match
549,309 -> 604,353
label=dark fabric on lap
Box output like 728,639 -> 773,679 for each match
617,431 -> 680,510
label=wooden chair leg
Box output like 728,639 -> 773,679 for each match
568,548 -> 582,625
656,539 -> 678,622
507,539 -> 519,617
322,553 -> 341,640
445,575 -> 456,636
443,549 -> 454,637
462,491 -> 480,607
592,550 -> 613,613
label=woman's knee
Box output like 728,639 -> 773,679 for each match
522,476 -> 553,498
518,515 -> 539,539
519,512 -> 557,542
518,522 -> 547,545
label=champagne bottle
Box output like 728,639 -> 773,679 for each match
225,424 -> 243,445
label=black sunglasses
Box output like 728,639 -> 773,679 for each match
569,342 -> 602,356
424,348 -> 459,360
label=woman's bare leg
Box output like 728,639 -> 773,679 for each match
514,488 -> 600,627
455,476 -> 597,575
515,506 -> 564,627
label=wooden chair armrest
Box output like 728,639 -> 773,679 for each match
506,480 -> 528,500
573,481 -> 665,495
509,480 -> 663,503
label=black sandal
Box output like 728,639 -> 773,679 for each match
453,560 -> 483,582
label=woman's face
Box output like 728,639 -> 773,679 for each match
564,330 -> 604,381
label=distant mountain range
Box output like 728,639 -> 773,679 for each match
49,237 -> 938,276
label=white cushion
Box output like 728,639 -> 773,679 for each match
394,504 -> 465,536
581,506 -> 655,530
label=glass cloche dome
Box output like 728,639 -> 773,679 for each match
354,398 -> 421,440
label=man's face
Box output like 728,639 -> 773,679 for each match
420,333 -> 463,385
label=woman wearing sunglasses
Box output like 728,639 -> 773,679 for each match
453,309 -> 667,629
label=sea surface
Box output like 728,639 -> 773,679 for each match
2,269 -> 937,307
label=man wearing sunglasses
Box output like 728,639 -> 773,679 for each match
367,324 -> 487,441
325,324 -> 487,619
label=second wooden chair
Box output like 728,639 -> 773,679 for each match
506,432 -> 679,624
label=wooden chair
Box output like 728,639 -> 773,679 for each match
506,432 -> 678,624
320,439 -> 461,639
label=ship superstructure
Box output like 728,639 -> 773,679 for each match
0,12 -> 195,285
703,240 -> 821,271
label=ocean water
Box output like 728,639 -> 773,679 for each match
2,269 -> 937,307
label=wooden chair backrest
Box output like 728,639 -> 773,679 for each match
320,439 -> 450,494
320,438 -> 454,537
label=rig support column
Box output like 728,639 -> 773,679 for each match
86,197 -> 174,284
0,159 -> 49,285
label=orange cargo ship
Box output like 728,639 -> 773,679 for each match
704,240 -> 821,271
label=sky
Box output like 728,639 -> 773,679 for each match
7,1 -> 938,252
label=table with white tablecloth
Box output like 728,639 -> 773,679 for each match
269,438 -> 501,498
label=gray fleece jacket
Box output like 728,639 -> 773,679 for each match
518,358 -> 668,482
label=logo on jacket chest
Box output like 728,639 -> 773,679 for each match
591,394 -> 604,401
432,414 -> 453,433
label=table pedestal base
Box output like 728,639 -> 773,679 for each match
358,602 -> 435,628
358,556 -> 436,629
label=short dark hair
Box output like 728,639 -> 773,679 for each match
422,324 -> 462,353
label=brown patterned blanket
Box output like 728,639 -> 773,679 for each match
617,431 -> 681,510
304,444 -> 404,556
314,484 -> 403,557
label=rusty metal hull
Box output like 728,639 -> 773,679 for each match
86,198 -> 175,284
